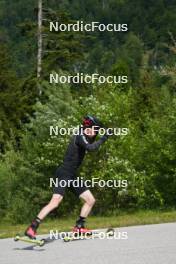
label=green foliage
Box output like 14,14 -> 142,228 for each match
0,43 -> 38,152
42,11 -> 86,75
0,0 -> 36,76
1,78 -> 176,222
58,0 -> 176,72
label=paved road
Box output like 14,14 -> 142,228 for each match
0,223 -> 176,264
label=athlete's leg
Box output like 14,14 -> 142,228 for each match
25,166 -> 67,238
25,194 -> 63,238
37,194 -> 63,220
79,190 -> 96,217
38,167 -> 69,220
74,190 -> 95,230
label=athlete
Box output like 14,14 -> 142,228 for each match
25,115 -> 109,239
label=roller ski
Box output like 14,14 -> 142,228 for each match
14,218 -> 45,246
14,234 -> 45,246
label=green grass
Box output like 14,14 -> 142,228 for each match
1,209 -> 176,238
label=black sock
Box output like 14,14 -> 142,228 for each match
36,217 -> 41,223
31,217 -> 41,230
76,216 -> 86,228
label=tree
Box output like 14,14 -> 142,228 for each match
0,41 -> 38,152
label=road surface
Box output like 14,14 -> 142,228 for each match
0,223 -> 176,264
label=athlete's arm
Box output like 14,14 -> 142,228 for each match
76,134 -> 108,151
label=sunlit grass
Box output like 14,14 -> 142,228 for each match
0,209 -> 176,238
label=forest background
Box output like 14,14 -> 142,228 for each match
0,0 -> 176,224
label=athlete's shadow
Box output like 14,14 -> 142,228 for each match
13,246 -> 45,251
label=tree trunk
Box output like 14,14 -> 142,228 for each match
37,0 -> 42,82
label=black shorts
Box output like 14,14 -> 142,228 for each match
53,167 -> 88,197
